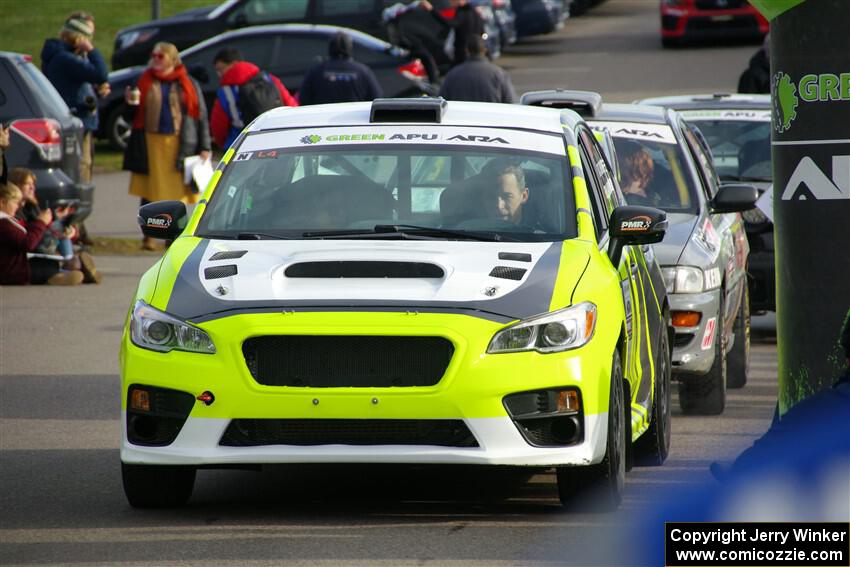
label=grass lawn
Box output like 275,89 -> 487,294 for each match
0,0 -> 212,69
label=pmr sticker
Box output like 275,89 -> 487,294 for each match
146,213 -> 172,229
701,317 -> 717,350
620,215 -> 652,232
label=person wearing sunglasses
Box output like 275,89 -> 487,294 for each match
122,42 -> 211,250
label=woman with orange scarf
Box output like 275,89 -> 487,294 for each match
122,42 -> 211,250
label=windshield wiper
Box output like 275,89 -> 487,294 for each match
303,224 -> 508,242
236,232 -> 296,240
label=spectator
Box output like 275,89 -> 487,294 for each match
383,0 -> 441,82
0,124 -> 9,185
438,0 -> 485,67
738,34 -> 771,94
10,167 -> 101,284
41,12 -> 109,246
0,183 -> 84,286
210,47 -> 298,150
299,32 -> 383,105
122,42 -> 211,251
438,36 -> 515,103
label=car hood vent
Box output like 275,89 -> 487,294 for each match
489,266 -> 527,281
204,265 -> 238,279
285,261 -> 445,279
209,250 -> 247,260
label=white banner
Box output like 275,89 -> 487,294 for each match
680,109 -> 772,122
587,121 -> 678,145
237,126 -> 567,157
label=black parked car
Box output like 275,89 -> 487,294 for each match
0,51 -> 93,221
112,0 -> 388,70
99,25 -> 434,150
512,0 -> 567,38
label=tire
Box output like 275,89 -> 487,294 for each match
106,104 -> 132,151
635,319 -> 672,465
727,285 -> 750,389
557,350 -> 626,511
122,463 -> 196,508
678,296 -> 727,415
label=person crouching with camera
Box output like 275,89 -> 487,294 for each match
7,168 -> 98,285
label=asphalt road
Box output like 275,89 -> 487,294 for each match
0,1 -> 776,565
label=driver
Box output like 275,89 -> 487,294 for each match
480,161 -> 529,225
618,140 -> 660,207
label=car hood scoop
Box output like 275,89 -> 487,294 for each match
284,261 -> 445,279
161,238 -> 591,322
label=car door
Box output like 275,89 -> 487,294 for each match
576,126 -> 656,416
680,121 -> 747,344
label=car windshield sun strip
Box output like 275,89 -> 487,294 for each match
302,224 -> 509,242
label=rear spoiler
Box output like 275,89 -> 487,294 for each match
519,89 -> 603,118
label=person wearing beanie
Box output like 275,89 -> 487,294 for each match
298,32 -> 383,105
41,13 -> 109,176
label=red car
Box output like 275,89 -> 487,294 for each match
660,0 -> 768,47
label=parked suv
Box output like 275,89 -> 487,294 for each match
0,52 -> 93,222
99,25 -> 435,150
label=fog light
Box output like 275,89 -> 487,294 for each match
672,311 -> 702,327
130,388 -> 150,412
557,389 -> 579,412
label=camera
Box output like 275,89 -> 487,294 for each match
83,95 -> 97,112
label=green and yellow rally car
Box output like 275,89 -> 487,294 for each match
121,98 -> 673,509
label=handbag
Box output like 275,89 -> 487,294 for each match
122,128 -> 148,174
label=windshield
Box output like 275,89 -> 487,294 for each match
590,121 -> 699,214
686,119 -> 771,182
198,126 -> 576,241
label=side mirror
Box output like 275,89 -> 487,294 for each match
188,64 -> 209,84
138,200 -> 188,241
607,205 -> 667,265
711,183 -> 758,214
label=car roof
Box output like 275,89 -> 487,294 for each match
637,93 -> 771,110
0,51 -> 32,61
183,24 -> 393,58
593,103 -> 671,126
248,100 -> 583,135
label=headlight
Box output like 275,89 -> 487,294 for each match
661,266 -> 709,294
130,300 -> 216,354
488,302 -> 597,354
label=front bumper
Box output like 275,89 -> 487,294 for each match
120,311 -> 615,468
661,8 -> 768,40
668,289 -> 722,376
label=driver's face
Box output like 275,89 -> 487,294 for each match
485,173 -> 528,224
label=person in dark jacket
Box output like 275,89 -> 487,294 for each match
737,34 -> 771,94
41,13 -> 109,183
298,32 -> 383,106
210,48 -> 298,150
439,0 -> 485,67
438,36 -> 515,103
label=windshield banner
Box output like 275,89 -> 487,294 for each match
238,126 -> 567,157
587,121 -> 678,145
679,110 -> 772,122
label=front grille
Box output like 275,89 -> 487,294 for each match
243,335 -> 454,387
285,261 -> 444,278
219,418 -> 478,447
686,16 -> 758,31
695,0 -> 746,9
